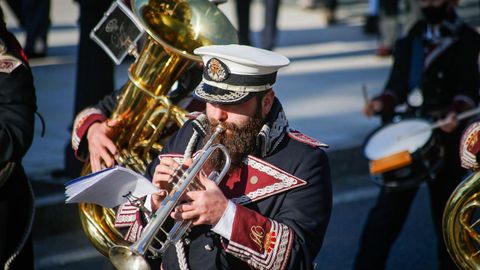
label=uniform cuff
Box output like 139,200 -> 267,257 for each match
211,200 -> 236,240
72,108 -> 106,153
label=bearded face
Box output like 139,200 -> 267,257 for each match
202,103 -> 264,173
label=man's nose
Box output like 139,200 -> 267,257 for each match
211,105 -> 228,122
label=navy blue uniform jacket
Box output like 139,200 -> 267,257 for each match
115,98 -> 332,270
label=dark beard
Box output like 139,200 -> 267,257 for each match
202,115 -> 264,174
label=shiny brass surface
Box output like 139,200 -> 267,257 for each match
78,0 -> 238,257
443,171 -> 480,270
109,125 -> 231,270
132,0 -> 238,61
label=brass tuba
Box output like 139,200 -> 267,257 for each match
443,171 -> 480,269
78,0 -> 238,256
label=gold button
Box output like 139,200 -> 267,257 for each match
250,176 -> 258,184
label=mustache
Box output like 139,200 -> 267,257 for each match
203,117 -> 264,172
207,119 -> 241,133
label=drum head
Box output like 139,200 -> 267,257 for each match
364,119 -> 432,160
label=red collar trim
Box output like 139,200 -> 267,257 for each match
222,155 -> 307,205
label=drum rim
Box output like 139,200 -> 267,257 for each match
363,118 -> 432,160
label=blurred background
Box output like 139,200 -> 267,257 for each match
1,0 -> 478,269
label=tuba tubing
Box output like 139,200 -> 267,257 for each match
443,170 -> 480,270
109,125 -> 232,270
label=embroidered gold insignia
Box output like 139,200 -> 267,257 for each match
250,225 -> 265,251
207,58 -> 228,82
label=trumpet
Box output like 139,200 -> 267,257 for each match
109,125 -> 231,270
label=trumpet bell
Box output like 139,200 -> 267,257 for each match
110,245 -> 150,270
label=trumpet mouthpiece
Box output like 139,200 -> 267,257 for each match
215,125 -> 225,133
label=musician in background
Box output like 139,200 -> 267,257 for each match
0,6 -> 37,269
77,44 -> 331,269
355,0 -> 480,269
70,63 -> 203,171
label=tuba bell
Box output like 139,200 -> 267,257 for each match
78,0 -> 238,257
443,171 -> 480,269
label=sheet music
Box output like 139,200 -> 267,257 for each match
64,166 -> 159,208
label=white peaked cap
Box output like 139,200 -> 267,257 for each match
192,44 -> 290,105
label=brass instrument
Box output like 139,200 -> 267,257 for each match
79,0 -> 238,256
443,171 -> 480,269
109,125 -> 231,270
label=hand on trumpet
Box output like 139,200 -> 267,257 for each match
86,119 -> 120,172
170,172 -> 228,226
151,157 -> 182,212
151,156 -> 228,226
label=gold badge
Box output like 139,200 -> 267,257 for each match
207,58 -> 229,82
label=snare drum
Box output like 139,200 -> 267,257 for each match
364,118 -> 445,189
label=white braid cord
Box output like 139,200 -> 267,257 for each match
174,127 -> 202,270
175,240 -> 189,270
184,131 -> 199,161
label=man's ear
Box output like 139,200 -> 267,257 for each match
262,90 -> 275,118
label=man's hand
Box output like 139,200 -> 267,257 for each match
86,119 -> 120,172
151,157 -> 188,212
440,112 -> 458,133
363,100 -> 383,118
170,172 -> 228,226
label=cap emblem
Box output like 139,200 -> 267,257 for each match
207,58 -> 229,82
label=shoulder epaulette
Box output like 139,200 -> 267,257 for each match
287,127 -> 328,148
0,53 -> 21,73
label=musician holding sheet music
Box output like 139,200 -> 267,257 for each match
355,0 -> 480,269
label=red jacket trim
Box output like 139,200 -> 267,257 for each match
225,205 -> 293,270
125,218 -> 143,243
225,155 -> 307,205
115,203 -> 140,228
115,203 -> 144,242
72,108 -> 106,154
287,127 -> 328,148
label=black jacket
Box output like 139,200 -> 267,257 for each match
0,27 -> 36,269
137,98 -> 332,270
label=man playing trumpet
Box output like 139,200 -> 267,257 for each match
72,44 -> 332,269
